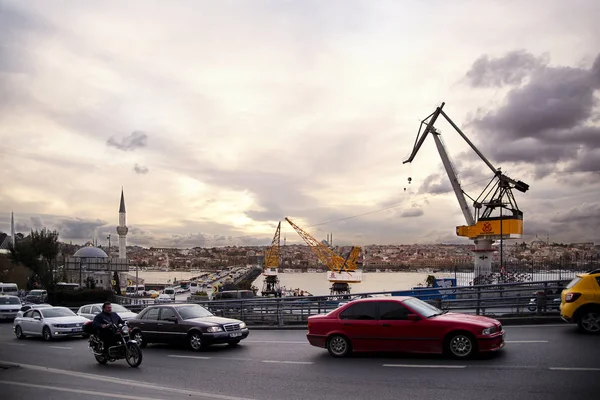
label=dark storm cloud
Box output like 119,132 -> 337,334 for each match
417,173 -> 452,195
524,202 -> 600,243
133,164 -> 149,174
30,216 -> 44,229
465,50 -> 549,87
106,131 -> 148,151
467,52 -> 600,178
550,202 -> 600,224
55,218 -> 108,240
399,208 -> 424,218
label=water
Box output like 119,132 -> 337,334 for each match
134,271 -> 198,284
252,272 -> 455,296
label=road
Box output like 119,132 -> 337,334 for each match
1,321 -> 599,400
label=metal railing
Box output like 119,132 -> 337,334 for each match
111,279 -> 570,326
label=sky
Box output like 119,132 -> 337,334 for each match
1,0 -> 599,248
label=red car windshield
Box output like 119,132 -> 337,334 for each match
403,298 -> 445,318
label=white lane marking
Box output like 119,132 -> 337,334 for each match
549,367 -> 600,372
244,340 -> 307,344
50,346 -> 73,349
505,340 -> 549,343
262,360 -> 313,365
0,380 -> 167,400
212,357 -> 253,361
0,360 -> 257,400
167,355 -> 211,360
383,364 -> 466,369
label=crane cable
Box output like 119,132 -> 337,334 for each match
305,176 -> 493,228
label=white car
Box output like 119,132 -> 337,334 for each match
76,303 -> 138,321
13,306 -> 89,341
155,293 -> 173,303
0,295 -> 21,320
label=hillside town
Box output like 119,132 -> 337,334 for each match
54,239 -> 600,272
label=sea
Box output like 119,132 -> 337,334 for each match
251,271 -> 455,295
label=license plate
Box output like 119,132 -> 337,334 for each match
72,328 -> 82,332
229,332 -> 242,338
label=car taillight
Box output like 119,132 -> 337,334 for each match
565,293 -> 581,303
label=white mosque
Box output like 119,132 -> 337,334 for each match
64,189 -> 132,290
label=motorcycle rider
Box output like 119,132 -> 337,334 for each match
92,302 -> 124,354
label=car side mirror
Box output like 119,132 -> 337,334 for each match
407,314 -> 420,321
34,316 -> 41,320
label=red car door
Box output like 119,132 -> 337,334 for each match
337,302 -> 383,352
377,300 -> 437,353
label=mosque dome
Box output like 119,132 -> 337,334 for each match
73,245 -> 108,258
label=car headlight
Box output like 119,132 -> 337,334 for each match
239,322 -> 246,329
482,327 -> 496,335
121,326 -> 129,334
206,326 -> 223,333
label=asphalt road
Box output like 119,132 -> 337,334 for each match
1,321 -> 599,400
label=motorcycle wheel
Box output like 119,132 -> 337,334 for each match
95,355 -> 108,365
125,343 -> 143,368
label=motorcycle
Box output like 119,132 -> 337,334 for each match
83,320 -> 143,368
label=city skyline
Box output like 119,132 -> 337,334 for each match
1,1 -> 599,247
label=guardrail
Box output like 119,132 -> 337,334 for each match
110,279 -> 569,326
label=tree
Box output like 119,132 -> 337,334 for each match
0,254 -> 31,288
85,276 -> 96,289
9,229 -> 60,290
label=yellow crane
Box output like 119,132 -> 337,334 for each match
403,102 -> 529,279
262,221 -> 282,297
285,217 -> 362,295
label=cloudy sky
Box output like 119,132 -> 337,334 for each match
1,0 -> 599,248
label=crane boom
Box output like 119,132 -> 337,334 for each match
285,217 -> 354,273
403,102 -> 474,226
438,109 -> 497,175
431,132 -> 475,226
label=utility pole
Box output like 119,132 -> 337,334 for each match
107,234 -> 111,257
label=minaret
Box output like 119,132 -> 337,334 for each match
116,188 -> 128,259
10,212 -> 15,247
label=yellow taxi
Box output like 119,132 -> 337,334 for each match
560,269 -> 600,334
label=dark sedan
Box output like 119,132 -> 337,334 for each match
127,303 -> 249,351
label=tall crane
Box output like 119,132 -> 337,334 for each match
262,222 -> 282,297
285,217 -> 363,295
403,102 -> 529,279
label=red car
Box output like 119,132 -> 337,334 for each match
307,297 -> 505,358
